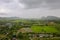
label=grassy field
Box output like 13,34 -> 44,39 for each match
31,25 -> 59,33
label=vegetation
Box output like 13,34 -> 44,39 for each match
31,26 -> 58,33
0,16 -> 60,40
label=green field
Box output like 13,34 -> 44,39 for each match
31,26 -> 59,33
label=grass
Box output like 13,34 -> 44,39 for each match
31,25 -> 59,33
43,26 -> 58,33
31,26 -> 43,33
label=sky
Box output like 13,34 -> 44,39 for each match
0,0 -> 60,18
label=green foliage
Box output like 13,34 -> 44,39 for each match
0,19 -> 60,40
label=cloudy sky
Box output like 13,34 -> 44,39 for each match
0,0 -> 60,18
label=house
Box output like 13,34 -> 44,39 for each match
17,28 -> 53,40
17,28 -> 33,34
19,22 -> 31,28
5,23 -> 13,28
28,33 -> 53,38
12,37 -> 17,40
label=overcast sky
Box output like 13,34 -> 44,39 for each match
0,0 -> 60,18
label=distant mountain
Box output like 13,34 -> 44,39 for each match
0,16 -> 60,21
0,17 -> 20,20
41,16 -> 60,20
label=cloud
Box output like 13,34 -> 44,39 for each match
0,0 -> 60,18
0,13 -> 7,15
19,0 -> 60,9
0,0 -> 25,14
0,0 -> 60,9
0,7 -> 10,13
0,0 -> 12,3
19,0 -> 42,9
18,8 -> 60,18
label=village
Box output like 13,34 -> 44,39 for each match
0,19 -> 60,40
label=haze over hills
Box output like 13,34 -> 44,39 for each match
0,17 -> 20,20
41,16 -> 60,20
0,16 -> 60,21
